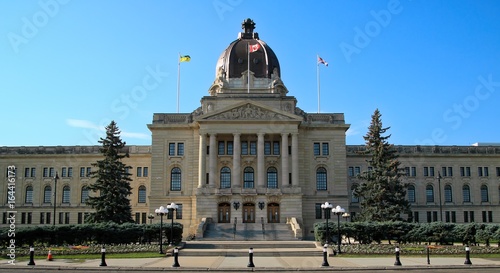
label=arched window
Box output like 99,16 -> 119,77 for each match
426,185 -> 434,203
25,186 -> 33,203
444,185 -> 452,203
171,167 -> 181,191
316,167 -> 327,191
62,186 -> 70,203
243,167 -> 254,188
81,186 -> 89,203
44,186 -> 51,203
462,185 -> 471,203
138,185 -> 146,203
267,167 -> 278,189
220,167 -> 231,189
407,185 -> 416,203
351,184 -> 359,203
481,185 -> 489,202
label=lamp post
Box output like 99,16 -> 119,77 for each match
437,172 -> 443,222
342,212 -> 350,222
332,205 -> 345,254
320,202 -> 333,244
155,206 -> 167,254
148,213 -> 155,224
53,172 -> 59,226
167,202 -> 179,246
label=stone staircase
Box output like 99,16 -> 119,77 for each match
202,221 -> 296,241
181,240 -> 321,257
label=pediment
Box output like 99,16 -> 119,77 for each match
196,101 -> 302,122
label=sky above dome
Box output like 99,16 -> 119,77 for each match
1,0 -> 499,147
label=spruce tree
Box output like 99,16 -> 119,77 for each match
354,109 -> 411,222
85,121 -> 134,224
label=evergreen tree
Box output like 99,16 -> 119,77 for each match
354,109 -> 411,222
85,121 -> 134,224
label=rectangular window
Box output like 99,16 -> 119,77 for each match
441,167 -> 447,177
241,141 -> 248,155
43,167 -> 49,177
354,167 -> 361,176
313,143 -> 320,156
405,167 -> 410,176
169,143 -> 175,156
135,212 -> 140,224
488,211 -> 493,222
322,143 -> 329,156
424,167 -> 428,177
249,141 -> 257,155
86,167 -> 91,177
61,167 -> 67,177
478,167 -> 483,177
68,167 -> 73,177
176,204 -> 183,219
24,168 -> 30,177
413,211 -> 419,223
445,211 -> 450,223
59,212 -> 64,224
31,168 -> 36,177
49,167 -> 55,178
80,167 -> 85,177
273,141 -> 280,155
411,167 -> 417,177
482,211 -> 487,222
40,213 -> 45,224
227,141 -> 233,155
78,213 -> 83,224
143,167 -> 148,177
429,167 -> 435,177
426,211 -> 432,223
433,211 -> 438,222
448,167 -> 453,177
137,167 -> 142,177
218,141 -> 225,155
177,143 -> 184,156
46,212 -> 51,224
315,203 -> 322,219
451,211 -> 456,223
470,211 -> 475,222
348,167 -> 354,177
264,141 -> 271,155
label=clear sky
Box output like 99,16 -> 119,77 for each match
1,0 -> 499,147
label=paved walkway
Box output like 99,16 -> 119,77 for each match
4,255 -> 500,271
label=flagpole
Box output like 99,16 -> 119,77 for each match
247,43 -> 250,93
317,55 -> 320,113
177,53 -> 181,113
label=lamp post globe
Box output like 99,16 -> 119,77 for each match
332,205 -> 346,254
320,202 -> 333,245
166,202 -> 179,246
155,206 -> 168,254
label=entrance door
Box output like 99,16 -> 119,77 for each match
242,203 -> 255,223
267,203 -> 280,223
218,203 -> 231,223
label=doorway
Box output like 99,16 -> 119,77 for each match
267,203 -> 280,223
218,202 -> 231,223
242,203 -> 255,223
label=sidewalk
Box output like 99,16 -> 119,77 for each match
4,255 -> 500,271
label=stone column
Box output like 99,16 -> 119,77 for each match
257,133 -> 265,188
291,133 -> 299,187
209,133 -> 217,187
281,133 -> 289,187
232,133 -> 241,187
198,133 -> 207,188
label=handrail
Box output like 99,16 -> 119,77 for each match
233,217 -> 237,240
261,217 -> 265,239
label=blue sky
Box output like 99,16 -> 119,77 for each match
1,0 -> 499,147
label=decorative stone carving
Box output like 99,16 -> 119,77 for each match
207,104 -> 290,120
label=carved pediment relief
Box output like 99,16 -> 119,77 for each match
203,103 -> 296,121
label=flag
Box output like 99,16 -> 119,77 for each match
249,43 -> 260,53
318,56 -> 328,66
180,55 -> 191,62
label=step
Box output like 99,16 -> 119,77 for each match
180,241 -> 322,257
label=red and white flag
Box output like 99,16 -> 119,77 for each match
249,43 -> 260,53
318,56 -> 328,66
